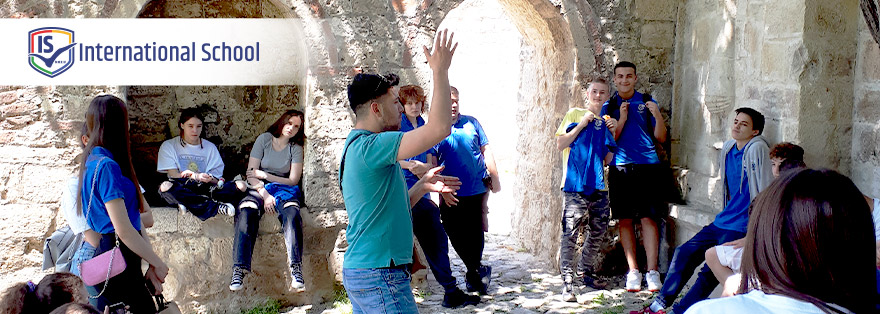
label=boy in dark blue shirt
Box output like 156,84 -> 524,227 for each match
635,107 -> 772,314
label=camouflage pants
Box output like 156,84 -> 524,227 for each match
560,191 -> 610,280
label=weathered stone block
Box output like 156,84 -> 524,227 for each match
761,41 -> 795,81
859,38 -> 880,82
0,101 -> 39,117
855,90 -> 880,123
634,0 -> 676,21
0,91 -> 18,105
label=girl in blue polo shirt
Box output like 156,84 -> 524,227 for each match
78,95 -> 168,313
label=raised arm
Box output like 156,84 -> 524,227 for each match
556,112 -> 595,151
398,30 -> 458,160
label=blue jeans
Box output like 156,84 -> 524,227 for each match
342,267 -> 418,314
654,223 -> 745,313
411,197 -> 457,293
233,189 -> 303,270
70,241 -> 96,277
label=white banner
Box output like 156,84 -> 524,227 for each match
0,19 -> 308,85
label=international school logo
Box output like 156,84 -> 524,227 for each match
638,103 -> 646,113
594,118 -> 603,130
28,27 -> 75,78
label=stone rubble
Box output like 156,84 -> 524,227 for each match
283,234 -> 654,314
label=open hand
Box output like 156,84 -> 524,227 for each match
441,192 -> 459,206
408,160 -> 431,178
264,194 -> 277,214
419,166 -> 462,194
247,169 -> 268,180
423,29 -> 458,72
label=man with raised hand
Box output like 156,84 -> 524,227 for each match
339,30 -> 458,313
555,77 -> 617,301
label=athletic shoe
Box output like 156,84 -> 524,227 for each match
582,273 -> 609,290
218,202 -> 236,217
625,269 -> 642,292
441,288 -> 480,308
229,266 -> 245,291
466,265 -> 492,295
290,263 -> 305,290
177,204 -> 187,215
561,281 -> 576,302
646,270 -> 662,292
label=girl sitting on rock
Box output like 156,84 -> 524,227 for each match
157,108 -> 246,220
229,109 -> 306,292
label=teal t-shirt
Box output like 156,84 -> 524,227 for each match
340,129 -> 413,268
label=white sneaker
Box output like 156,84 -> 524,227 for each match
625,269 -> 642,292
646,270 -> 662,292
218,202 -> 236,216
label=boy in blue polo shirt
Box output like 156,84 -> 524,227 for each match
434,86 -> 501,296
555,77 -> 617,301
635,107 -> 772,314
601,61 -> 668,292
339,30 -> 459,314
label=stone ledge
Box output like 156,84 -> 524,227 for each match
146,206 -> 344,313
669,203 -> 717,246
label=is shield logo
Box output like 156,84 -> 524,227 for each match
28,27 -> 75,78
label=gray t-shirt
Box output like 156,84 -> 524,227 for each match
250,132 -> 304,178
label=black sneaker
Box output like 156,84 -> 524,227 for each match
229,266 -> 245,291
441,288 -> 480,308
290,263 -> 305,290
466,265 -> 492,295
583,273 -> 609,290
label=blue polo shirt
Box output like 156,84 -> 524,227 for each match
399,113 -> 435,199
434,115 -> 489,197
340,129 -> 413,268
562,121 -> 617,194
714,145 -> 751,232
600,92 -> 660,165
80,146 -> 141,234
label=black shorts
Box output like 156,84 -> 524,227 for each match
608,163 -> 669,220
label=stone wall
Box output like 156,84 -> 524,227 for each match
853,17 -> 880,199
671,0 -> 862,243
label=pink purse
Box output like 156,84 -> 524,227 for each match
80,244 -> 126,286
78,158 -> 127,295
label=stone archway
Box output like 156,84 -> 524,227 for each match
122,1 -> 320,312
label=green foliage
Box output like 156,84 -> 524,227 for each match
242,299 -> 281,314
332,283 -> 352,314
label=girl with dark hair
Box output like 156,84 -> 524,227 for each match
157,108 -> 245,220
229,109 -> 306,292
686,169 -> 877,314
0,273 -> 89,314
77,95 -> 167,313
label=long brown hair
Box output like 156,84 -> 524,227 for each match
738,168 -> 876,313
77,95 -> 145,214
267,109 -> 306,147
